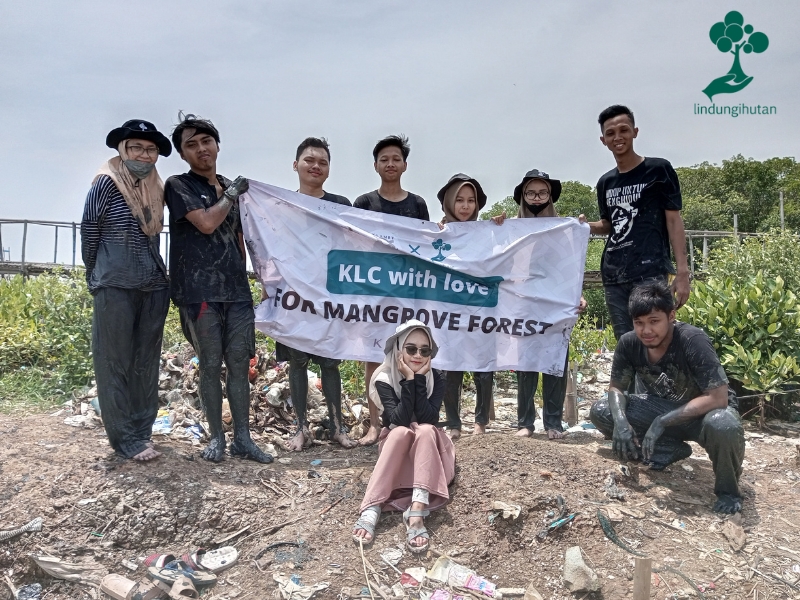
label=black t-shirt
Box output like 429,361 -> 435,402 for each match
596,157 -> 682,285
164,171 -> 252,306
354,191 -> 429,220
611,321 -> 735,407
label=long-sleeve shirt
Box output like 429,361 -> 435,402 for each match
80,175 -> 168,294
376,369 -> 446,428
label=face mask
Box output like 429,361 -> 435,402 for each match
525,200 -> 550,215
124,159 -> 155,179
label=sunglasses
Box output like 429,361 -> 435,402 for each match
403,344 -> 432,358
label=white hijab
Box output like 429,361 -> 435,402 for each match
368,320 -> 438,416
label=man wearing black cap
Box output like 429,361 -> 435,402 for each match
580,105 -> 690,340
164,115 -> 272,464
353,134 -> 430,446
81,119 -> 173,461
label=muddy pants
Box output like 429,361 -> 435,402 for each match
286,346 -> 345,436
92,287 -> 170,458
442,371 -> 493,429
604,275 -> 667,340
590,394 -> 745,498
517,355 -> 569,432
179,301 -> 255,444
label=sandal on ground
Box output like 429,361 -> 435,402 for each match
147,560 -> 217,591
167,575 -> 198,599
352,506 -> 381,546
100,574 -> 166,600
144,553 -> 177,569
402,507 -> 431,554
181,547 -> 238,574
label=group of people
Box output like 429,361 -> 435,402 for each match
81,104 -> 746,554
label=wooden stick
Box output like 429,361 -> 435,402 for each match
214,525 -> 250,546
358,539 -> 376,600
633,557 -> 652,600
3,574 -> 17,599
260,478 -> 292,499
318,496 -> 343,516
238,516 -> 304,546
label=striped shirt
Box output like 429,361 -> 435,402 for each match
80,175 -> 168,294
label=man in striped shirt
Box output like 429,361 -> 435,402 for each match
81,119 -> 172,461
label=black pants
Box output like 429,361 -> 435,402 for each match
443,371 -> 493,429
590,394 -> 745,498
517,355 -> 569,432
179,301 -> 255,444
286,346 -> 345,436
604,275 -> 667,340
92,287 -> 170,458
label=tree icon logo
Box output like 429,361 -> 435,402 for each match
431,239 -> 451,262
703,11 -> 769,101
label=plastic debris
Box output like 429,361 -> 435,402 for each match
17,584 -> 43,600
488,501 -> 521,523
273,573 -> 328,600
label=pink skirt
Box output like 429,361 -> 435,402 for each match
359,423 -> 456,513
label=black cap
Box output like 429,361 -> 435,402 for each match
106,120 -> 172,157
513,169 -> 562,204
436,173 -> 488,210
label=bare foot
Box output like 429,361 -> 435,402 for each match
286,428 -> 310,452
333,430 -> 357,449
547,429 -> 564,440
358,424 -> 381,447
472,423 -> 486,435
514,428 -> 533,437
230,439 -> 274,464
449,429 -> 462,441
201,436 -> 226,462
144,440 -> 155,449
133,447 -> 161,461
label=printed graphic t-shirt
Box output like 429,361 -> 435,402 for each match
164,171 -> 252,306
353,191 -> 430,220
596,157 -> 682,285
611,321 -> 736,407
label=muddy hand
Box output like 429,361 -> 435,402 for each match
224,176 -> 249,201
641,416 -> 665,462
612,420 -> 639,460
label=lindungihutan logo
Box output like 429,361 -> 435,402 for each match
693,11 -> 775,117
703,11 -> 769,101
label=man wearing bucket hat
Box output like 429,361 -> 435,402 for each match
81,119 -> 173,461
435,173 -> 501,440
512,169 -> 587,440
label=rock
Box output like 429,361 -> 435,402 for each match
563,546 -> 600,592
523,581 -> 545,600
721,520 -> 746,552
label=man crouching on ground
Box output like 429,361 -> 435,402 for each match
165,114 -> 272,464
590,281 -> 745,513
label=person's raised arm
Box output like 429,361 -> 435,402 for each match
641,384 -> 728,460
665,210 -> 691,308
184,176 -> 249,235
578,214 -> 611,235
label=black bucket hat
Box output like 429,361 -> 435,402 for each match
513,169 -> 562,204
106,119 -> 172,157
436,173 -> 488,210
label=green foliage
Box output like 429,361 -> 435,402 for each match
676,156 -> 799,233
556,181 -> 599,221
480,196 -> 518,220
0,270 -> 93,408
568,316 -> 616,366
679,273 -> 800,393
705,231 -> 800,293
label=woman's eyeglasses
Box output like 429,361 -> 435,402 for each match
126,144 -> 159,158
403,344 -> 432,357
524,190 -> 550,200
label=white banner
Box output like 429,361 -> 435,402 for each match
241,182 -> 589,375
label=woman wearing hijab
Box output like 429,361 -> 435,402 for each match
81,119 -> 172,461
512,169 -> 587,440
436,174 -> 502,439
351,320 -> 453,554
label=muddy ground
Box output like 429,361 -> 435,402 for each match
1,375 -> 800,599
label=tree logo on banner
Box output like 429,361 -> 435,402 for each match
703,11 -> 769,101
431,239 -> 451,262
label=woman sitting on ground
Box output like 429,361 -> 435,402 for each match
352,320 -> 454,553
437,173 -> 503,440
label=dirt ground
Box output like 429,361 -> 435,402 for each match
2,400 -> 800,600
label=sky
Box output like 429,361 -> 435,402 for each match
0,0 -> 798,263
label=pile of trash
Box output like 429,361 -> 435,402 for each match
64,343 -> 370,448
